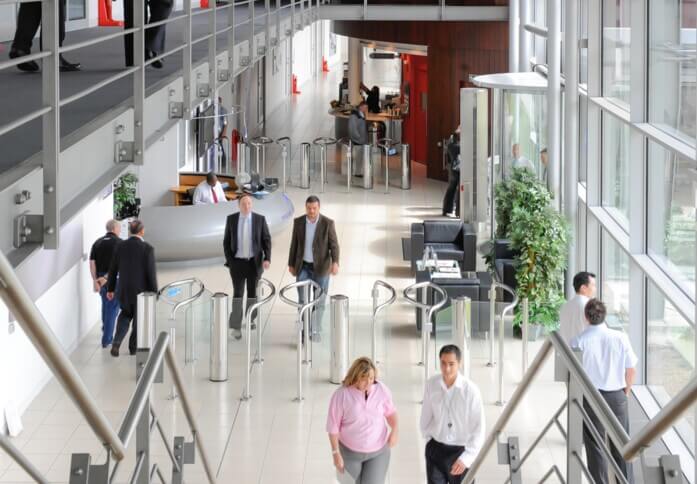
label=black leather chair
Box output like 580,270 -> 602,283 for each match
411,220 -> 477,272
492,239 -> 518,299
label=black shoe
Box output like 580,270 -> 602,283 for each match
147,51 -> 164,69
110,345 -> 120,357
129,349 -> 137,356
59,55 -> 81,72
9,49 -> 39,72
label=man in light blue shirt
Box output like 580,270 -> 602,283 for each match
571,298 -> 637,484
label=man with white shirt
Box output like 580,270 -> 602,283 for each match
571,299 -> 637,484
193,172 -> 226,205
223,194 -> 271,339
559,271 -> 596,343
510,143 -> 535,174
420,345 -> 485,484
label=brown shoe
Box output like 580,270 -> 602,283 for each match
110,344 -> 120,357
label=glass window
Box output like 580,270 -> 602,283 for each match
601,230 -> 630,332
601,114 -> 631,228
602,0 -> 631,107
648,0 -> 696,145
579,0 -> 588,85
647,141 -> 696,299
500,91 -> 548,184
67,0 -> 86,20
647,280 -> 695,446
579,94 -> 588,185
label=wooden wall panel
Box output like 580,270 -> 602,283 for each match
333,20 -> 508,180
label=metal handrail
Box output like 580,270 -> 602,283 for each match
403,281 -> 448,382
0,433 -> 49,483
464,331 -> 634,484
279,279 -> 324,401
242,278 -> 276,400
370,280 -> 396,363
377,138 -> 397,193
0,250 -> 127,461
494,282 -> 518,406
158,277 -> 205,318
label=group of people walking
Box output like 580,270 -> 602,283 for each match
328,346 -> 485,484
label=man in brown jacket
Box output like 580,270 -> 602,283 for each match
287,195 -> 340,337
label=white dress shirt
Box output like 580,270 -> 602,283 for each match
512,157 -> 535,172
570,323 -> 638,391
192,180 -> 226,205
420,373 -> 485,467
559,294 -> 590,344
303,216 -> 318,263
235,213 -> 253,258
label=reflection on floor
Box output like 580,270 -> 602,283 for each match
1,71 -> 664,484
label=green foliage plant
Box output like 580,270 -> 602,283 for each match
491,168 -> 569,331
113,172 -> 138,220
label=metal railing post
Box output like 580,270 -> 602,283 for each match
496,284 -> 518,406
137,292 -> 157,350
300,142 -> 311,188
252,279 -> 275,365
400,144 -> 411,189
403,282 -> 448,383
185,281 -> 197,365
487,284 -> 496,367
302,284 -> 312,364
338,138 -> 353,193
168,327 -> 177,400
453,296 -> 471,379
377,138 -> 395,193
0,433 -> 49,483
241,280 -> 275,400
330,295 -> 349,384
522,297 -> 529,374
371,280 -> 397,364
313,137 -> 337,192
210,293 -> 229,382
277,137 -> 291,192
567,369 -> 585,484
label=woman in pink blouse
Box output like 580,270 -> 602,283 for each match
327,357 -> 399,484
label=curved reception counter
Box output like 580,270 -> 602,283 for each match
140,191 -> 295,262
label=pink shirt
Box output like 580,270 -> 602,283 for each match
326,381 -> 396,453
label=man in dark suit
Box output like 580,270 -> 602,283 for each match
106,219 -> 158,357
287,195 -> 340,336
9,0 -> 81,72
123,0 -> 173,68
223,193 -> 272,339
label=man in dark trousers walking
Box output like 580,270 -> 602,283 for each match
107,220 -> 158,357
89,219 -> 122,348
123,0 -> 173,68
223,193 -> 272,339
9,0 -> 81,72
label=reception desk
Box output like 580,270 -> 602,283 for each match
329,109 -> 404,144
140,190 -> 294,262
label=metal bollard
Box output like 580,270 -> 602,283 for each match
277,136 -> 291,193
302,285 -> 312,365
330,295 -> 349,384
401,144 -> 411,190
210,293 -> 229,382
168,327 -> 177,400
184,283 -> 197,365
237,141 -> 250,175
319,145 -> 327,193
253,144 -> 262,175
346,142 -> 352,193
487,285 -> 496,367
362,144 -> 373,189
452,296 -> 471,379
136,292 -> 157,350
300,143 -> 311,189
522,297 -> 529,374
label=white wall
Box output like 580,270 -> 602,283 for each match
136,123 -> 181,207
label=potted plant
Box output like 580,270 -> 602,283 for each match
113,173 -> 139,220
487,168 -> 569,339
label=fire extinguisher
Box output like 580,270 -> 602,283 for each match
231,128 -> 240,163
292,74 -> 301,95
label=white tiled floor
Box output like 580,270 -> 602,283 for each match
1,72 -> 571,483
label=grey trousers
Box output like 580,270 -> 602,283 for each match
583,389 -> 634,484
339,443 -> 391,484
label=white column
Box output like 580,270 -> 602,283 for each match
546,0 -> 561,206
348,38 -> 363,105
563,0 -> 579,297
509,0 -> 520,72
519,0 -> 531,71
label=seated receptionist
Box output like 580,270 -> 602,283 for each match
193,171 -> 227,205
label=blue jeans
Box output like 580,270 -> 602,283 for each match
98,273 -> 120,347
297,264 -> 330,333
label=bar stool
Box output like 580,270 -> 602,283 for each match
312,137 -> 337,193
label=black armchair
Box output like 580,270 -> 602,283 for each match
492,239 -> 518,299
410,220 -> 477,272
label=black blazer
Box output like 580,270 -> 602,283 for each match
287,214 -> 340,277
106,236 -> 158,307
223,212 -> 271,274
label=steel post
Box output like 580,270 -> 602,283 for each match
210,293 -> 228,382
281,145 -> 288,192
241,295 -> 253,400
522,297 -> 529,374
453,296 -> 471,378
302,285 -> 311,364
487,285 -> 496,367
400,144 -> 411,189
330,295 -> 349,384
362,144 -> 373,189
136,292 -> 157,350
168,327 -> 178,400
497,307 -> 506,405
300,142 -> 311,188
346,142 -> 352,193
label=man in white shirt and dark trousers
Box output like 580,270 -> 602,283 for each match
193,172 -> 227,205
420,345 -> 485,484
559,271 -> 596,343
571,299 -> 637,484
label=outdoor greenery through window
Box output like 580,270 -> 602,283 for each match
647,141 -> 696,299
647,280 -> 695,447
648,0 -> 696,145
602,0 -> 631,107
601,230 -> 630,333
601,113 -> 631,229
